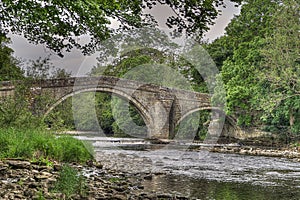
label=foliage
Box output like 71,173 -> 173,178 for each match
206,0 -> 280,127
0,33 -> 24,81
53,164 -> 88,199
95,93 -> 115,134
204,0 -> 278,70
175,110 -> 210,140
211,74 -> 226,108
94,27 -> 182,70
203,36 -> 233,70
0,128 -> 93,162
0,36 -> 70,81
23,56 -> 71,80
0,0 -> 241,56
111,97 -> 147,137
221,38 -> 264,126
201,0 -> 280,126
0,55 -> 71,129
0,83 -> 43,129
50,68 -> 72,79
24,57 -> 53,79
55,136 -> 94,162
0,36 -> 94,163
0,84 -> 93,162
72,93 -> 100,131
0,78 -> 63,128
36,190 -> 46,200
92,48 -> 159,77
259,0 -> 300,134
45,98 -> 75,131
93,47 -> 208,91
206,0 -> 299,138
108,177 -> 122,183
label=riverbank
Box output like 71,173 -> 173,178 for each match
1,145 -> 300,199
0,158 -> 191,200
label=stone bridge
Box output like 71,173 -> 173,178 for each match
0,76 -> 233,139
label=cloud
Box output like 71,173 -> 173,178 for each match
8,34 -> 97,76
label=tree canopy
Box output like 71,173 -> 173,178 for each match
259,0 -> 300,134
0,0 -> 241,56
206,0 -> 300,135
204,0 -> 279,126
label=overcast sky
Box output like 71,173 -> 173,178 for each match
8,0 -> 240,76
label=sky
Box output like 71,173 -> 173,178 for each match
8,1 -> 240,76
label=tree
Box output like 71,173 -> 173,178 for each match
204,0 -> 278,70
206,0 -> 280,126
206,0 -> 299,137
24,56 -> 71,79
203,36 -> 234,70
221,38 -> 264,126
0,33 -> 23,81
0,0 -> 241,56
24,57 -> 53,79
259,0 -> 300,134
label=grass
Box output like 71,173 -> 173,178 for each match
52,164 -> 88,199
0,128 -> 94,163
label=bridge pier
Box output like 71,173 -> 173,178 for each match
147,95 -> 175,139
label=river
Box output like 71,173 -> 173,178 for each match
75,134 -> 300,200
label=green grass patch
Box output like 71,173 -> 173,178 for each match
52,164 -> 88,199
0,128 -> 94,163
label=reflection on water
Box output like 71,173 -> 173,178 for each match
75,134 -> 300,199
143,174 -> 300,200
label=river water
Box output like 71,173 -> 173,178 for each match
75,134 -> 300,200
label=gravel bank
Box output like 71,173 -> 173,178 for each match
0,159 -> 190,200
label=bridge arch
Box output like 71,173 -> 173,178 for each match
174,107 -> 238,141
175,107 -> 236,128
43,87 -> 152,131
